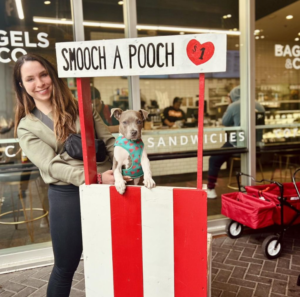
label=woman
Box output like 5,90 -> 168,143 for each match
13,54 -> 131,296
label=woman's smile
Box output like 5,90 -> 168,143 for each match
36,86 -> 50,95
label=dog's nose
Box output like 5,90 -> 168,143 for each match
131,130 -> 138,137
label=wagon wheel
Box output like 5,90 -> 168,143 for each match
262,235 -> 282,260
226,220 -> 243,239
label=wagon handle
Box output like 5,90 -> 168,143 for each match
292,168 -> 300,198
236,172 -> 284,197
236,172 -> 244,192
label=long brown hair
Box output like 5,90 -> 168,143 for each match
13,53 -> 78,142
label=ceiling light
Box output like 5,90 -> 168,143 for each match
44,1 -> 51,4
33,27 -> 38,30
254,29 -> 260,35
33,17 -> 241,36
295,37 -> 299,41
286,15 -> 293,19
261,36 -> 265,39
34,17 -> 73,25
235,44 -> 239,47
255,36 -> 259,39
298,32 -> 300,36
179,32 -> 185,35
223,15 -> 227,19
233,28 -> 237,31
227,14 -> 232,18
61,18 -> 67,21
84,21 -> 124,28
118,1 -> 123,4
15,0 -> 24,20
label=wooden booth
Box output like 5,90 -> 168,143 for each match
55,33 -> 227,297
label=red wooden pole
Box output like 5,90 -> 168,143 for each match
76,78 -> 97,185
197,73 -> 205,190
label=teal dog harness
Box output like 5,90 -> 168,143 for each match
114,135 -> 144,178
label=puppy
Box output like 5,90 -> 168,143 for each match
111,108 -> 156,195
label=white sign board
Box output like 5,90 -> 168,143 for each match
55,34 -> 226,78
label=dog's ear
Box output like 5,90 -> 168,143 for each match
139,109 -> 149,121
110,108 -> 123,121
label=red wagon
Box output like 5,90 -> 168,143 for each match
221,171 -> 300,259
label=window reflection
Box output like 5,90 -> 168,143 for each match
255,0 -> 300,186
0,0 -> 73,250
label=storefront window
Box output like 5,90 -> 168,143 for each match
0,0 -> 73,249
135,0 -> 241,218
82,0 -> 125,133
255,0 -> 300,184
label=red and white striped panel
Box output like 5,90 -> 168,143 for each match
80,185 -> 207,297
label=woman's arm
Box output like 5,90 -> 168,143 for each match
107,125 -> 119,133
18,126 -> 86,186
93,108 -> 115,162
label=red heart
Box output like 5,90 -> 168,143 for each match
132,154 -> 134,157
129,149 -> 134,153
124,141 -> 128,145
140,145 -> 143,148
135,146 -> 139,151
138,163 -> 141,166
136,140 -> 140,144
130,143 -> 134,146
125,171 -> 128,173
131,171 -> 135,175
122,136 -> 125,139
134,159 -> 138,163
186,39 -> 215,66
132,165 -> 136,169
137,169 -> 140,172
116,140 -> 119,143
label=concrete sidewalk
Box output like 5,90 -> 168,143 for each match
1,227 -> 300,297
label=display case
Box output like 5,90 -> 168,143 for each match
261,110 -> 300,144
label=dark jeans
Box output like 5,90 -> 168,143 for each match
47,184 -> 83,297
208,142 -> 234,189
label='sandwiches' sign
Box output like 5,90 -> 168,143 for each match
55,34 -> 226,78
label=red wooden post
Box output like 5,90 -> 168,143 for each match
195,73 -> 207,296
76,77 -> 97,185
197,73 -> 205,189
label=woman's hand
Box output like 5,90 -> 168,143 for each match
101,170 -> 132,185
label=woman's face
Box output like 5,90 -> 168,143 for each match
20,61 -> 53,105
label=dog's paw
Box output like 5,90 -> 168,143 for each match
115,179 -> 126,195
143,177 -> 156,189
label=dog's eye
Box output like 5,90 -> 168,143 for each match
122,121 -> 127,125
137,120 -> 142,125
